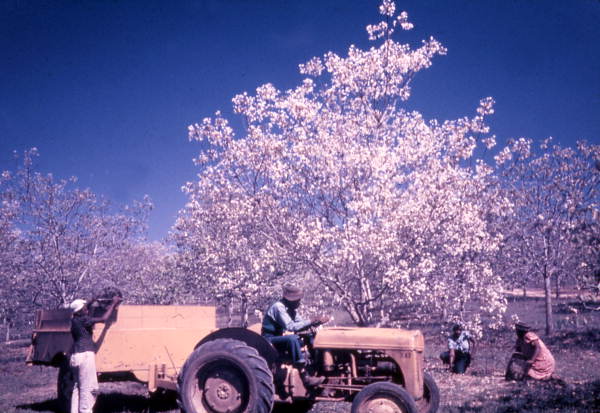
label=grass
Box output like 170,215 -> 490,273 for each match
1,293 -> 598,413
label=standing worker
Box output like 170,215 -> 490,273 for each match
69,295 -> 122,413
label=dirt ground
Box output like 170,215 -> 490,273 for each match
1,294 -> 599,413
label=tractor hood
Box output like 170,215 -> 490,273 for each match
313,327 -> 424,351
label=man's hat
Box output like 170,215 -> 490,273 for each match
283,284 -> 303,302
69,299 -> 87,313
515,322 -> 534,332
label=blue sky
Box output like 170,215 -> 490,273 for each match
1,0 -> 599,240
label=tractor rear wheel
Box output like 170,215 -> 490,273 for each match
415,372 -> 440,413
177,338 -> 274,413
351,382 -> 418,413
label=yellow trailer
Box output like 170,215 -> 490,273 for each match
26,305 -> 216,398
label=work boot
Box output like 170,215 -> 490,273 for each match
300,370 -> 325,387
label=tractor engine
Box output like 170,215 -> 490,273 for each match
321,349 -> 399,378
312,326 -> 425,399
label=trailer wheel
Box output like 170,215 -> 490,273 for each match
178,338 -> 274,413
351,382 -> 418,413
415,372 -> 440,413
57,356 -> 74,413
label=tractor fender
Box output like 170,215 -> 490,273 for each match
196,327 -> 279,368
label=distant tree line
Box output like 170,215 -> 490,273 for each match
0,149 -> 189,340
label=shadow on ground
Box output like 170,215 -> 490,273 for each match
446,379 -> 600,413
546,329 -> 600,352
17,392 -> 178,413
16,399 -> 59,413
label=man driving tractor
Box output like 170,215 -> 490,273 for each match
261,283 -> 330,387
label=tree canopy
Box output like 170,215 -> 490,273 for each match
175,0 -> 511,330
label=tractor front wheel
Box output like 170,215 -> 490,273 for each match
177,338 -> 274,413
351,382 -> 418,413
415,372 -> 440,413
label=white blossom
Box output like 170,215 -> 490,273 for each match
175,0 -> 510,328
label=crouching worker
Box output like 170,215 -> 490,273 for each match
505,322 -> 555,381
261,284 -> 330,387
69,295 -> 122,413
440,324 -> 475,374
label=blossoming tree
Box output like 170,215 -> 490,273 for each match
1,149 -> 155,311
495,138 -> 600,334
0,171 -> 26,340
176,0 -> 509,329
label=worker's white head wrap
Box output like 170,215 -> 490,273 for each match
69,299 -> 87,313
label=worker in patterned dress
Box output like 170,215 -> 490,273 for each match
505,322 -> 555,381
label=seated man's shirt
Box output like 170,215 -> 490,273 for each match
262,301 -> 311,336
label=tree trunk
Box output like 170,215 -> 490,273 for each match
343,300 -> 362,326
240,299 -> 248,328
543,273 -> 554,335
360,277 -> 374,325
3,317 -> 9,342
226,302 -> 234,327
555,275 -> 560,299
542,237 -> 554,336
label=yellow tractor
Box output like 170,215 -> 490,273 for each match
27,304 -> 439,413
